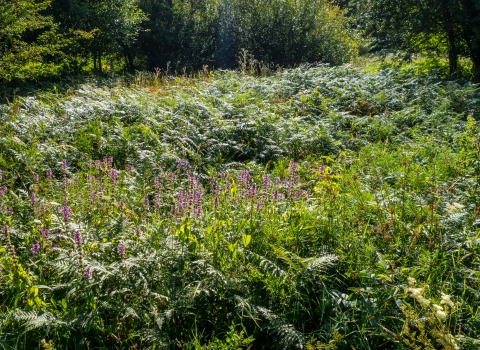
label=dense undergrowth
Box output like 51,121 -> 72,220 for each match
0,64 -> 480,349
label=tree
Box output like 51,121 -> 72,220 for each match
359,0 -> 480,79
0,0 -> 67,81
50,0 -> 147,72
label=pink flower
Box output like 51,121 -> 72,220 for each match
117,245 -> 126,258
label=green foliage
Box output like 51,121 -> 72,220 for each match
0,64 -> 480,349
358,0 -> 480,79
50,0 -> 147,72
137,0 -> 358,70
0,0 -> 68,82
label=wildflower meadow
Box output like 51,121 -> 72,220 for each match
0,64 -> 479,349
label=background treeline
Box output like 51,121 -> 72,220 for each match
0,0 -> 357,82
1,0 -> 480,83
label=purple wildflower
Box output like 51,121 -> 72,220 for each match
117,245 -> 126,258
31,242 -> 42,256
84,267 -> 93,279
210,175 -> 216,192
177,159 -> 189,172
248,183 -> 257,199
61,159 -> 67,170
73,230 -> 82,244
39,206 -> 46,216
225,180 -> 231,193
290,161 -> 297,176
0,169 -> 2,180
294,190 -> 303,201
154,177 -> 160,187
2,225 -> 8,234
273,189 -> 280,201
0,185 -> 6,197
214,196 -> 219,211
8,208 -> 13,215
319,162 -> 325,174
62,197 -> 72,223
46,168 -> 53,180
30,192 -> 36,206
239,170 -> 251,186
33,173 -> 39,183
118,201 -> 125,211
107,156 -> 113,166
135,228 -> 142,237
154,192 -> 161,208
262,175 -> 272,190
110,169 -> 118,185
143,196 -> 149,209
41,226 -> 50,240
127,164 -> 133,171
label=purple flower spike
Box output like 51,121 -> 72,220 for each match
61,159 -> 67,170
46,168 -> 53,180
31,242 -> 42,256
0,169 -> 2,180
107,156 -> 113,165
2,225 -> 8,234
248,183 -> 257,198
262,174 -> 272,189
41,226 -> 50,240
73,230 -> 82,244
84,267 -> 93,279
0,185 -> 6,198
239,170 -> 251,186
117,245 -> 126,258
214,196 -> 219,211
319,162 -> 325,173
62,199 -> 72,223
33,173 -> 39,183
135,228 -> 142,237
289,161 -> 297,176
30,192 -> 37,206
118,201 -> 125,211
110,169 -> 118,181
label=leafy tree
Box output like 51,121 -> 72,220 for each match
51,0 -> 147,72
0,0 -> 67,82
359,0 -> 480,79
137,0 -> 357,70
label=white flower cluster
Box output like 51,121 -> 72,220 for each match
405,277 -> 459,350
406,277 -> 456,321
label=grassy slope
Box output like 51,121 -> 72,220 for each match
0,64 -> 479,349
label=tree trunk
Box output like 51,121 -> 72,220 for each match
127,52 -> 135,73
93,54 -> 97,71
98,54 -> 102,73
447,29 -> 458,78
472,49 -> 480,81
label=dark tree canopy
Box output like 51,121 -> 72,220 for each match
360,0 -> 480,79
